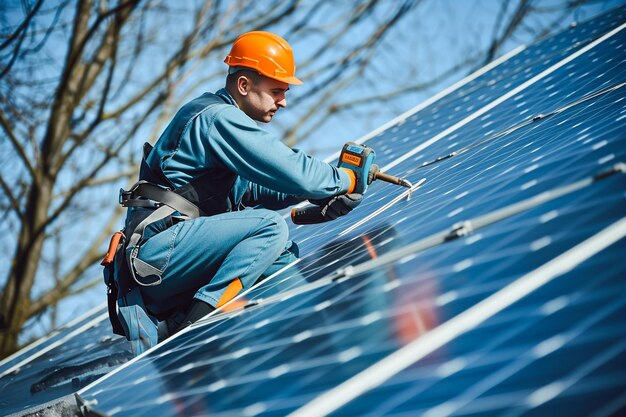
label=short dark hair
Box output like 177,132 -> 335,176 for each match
226,68 -> 262,87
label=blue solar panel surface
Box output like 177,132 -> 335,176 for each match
74,6 -> 626,417
77,175 -> 626,417
333,240 -> 626,417
0,307 -> 105,376
355,5 -> 626,168
0,311 -> 131,415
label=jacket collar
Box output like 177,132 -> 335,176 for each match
215,88 -> 238,107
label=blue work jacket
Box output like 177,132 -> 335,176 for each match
127,88 -> 351,229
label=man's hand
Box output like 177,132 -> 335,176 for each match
318,193 -> 363,221
292,193 -> 363,224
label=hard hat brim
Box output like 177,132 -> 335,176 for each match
276,75 -> 303,85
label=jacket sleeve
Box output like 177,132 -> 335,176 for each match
200,105 -> 353,200
241,182 -> 303,210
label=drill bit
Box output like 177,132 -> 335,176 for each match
374,171 -> 414,200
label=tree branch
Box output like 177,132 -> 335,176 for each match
0,0 -> 46,79
0,107 -> 36,179
56,15 -> 120,171
0,174 -> 24,221
0,0 -> 45,50
295,0 -> 417,106
42,1 -> 138,176
329,53 -> 480,113
482,0 -> 530,65
54,169 -> 137,199
42,88 -> 166,234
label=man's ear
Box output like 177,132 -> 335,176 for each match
237,75 -> 250,96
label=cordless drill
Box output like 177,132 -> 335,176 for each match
291,142 -> 412,224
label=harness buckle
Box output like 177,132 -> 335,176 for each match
119,181 -> 170,208
119,188 -> 132,205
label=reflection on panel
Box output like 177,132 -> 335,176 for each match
332,240 -> 626,417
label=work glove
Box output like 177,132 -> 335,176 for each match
292,193 -> 363,224
316,193 -> 363,221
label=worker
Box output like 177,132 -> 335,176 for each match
118,31 -> 372,346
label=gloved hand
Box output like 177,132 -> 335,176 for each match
292,193 -> 363,224
318,193 -> 363,221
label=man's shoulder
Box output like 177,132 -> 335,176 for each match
205,101 -> 254,128
184,92 -> 229,113
170,92 -> 233,128
182,91 -> 258,133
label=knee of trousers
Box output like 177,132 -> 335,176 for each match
255,209 -> 289,253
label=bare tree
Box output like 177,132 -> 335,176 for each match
0,0 -> 601,358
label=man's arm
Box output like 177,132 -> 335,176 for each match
241,181 -> 303,210
201,106 -> 355,200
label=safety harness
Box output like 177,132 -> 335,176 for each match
103,93 -> 243,354
121,180 -> 204,286
102,143 -> 208,355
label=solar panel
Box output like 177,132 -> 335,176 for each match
71,5 -> 626,417
0,305 -> 105,376
0,309 -> 132,415
242,5 -> 626,302
345,5 -> 626,169
75,170 -> 626,416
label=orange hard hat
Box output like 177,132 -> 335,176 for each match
224,31 -> 303,85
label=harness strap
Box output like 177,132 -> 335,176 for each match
121,181 -> 205,287
126,205 -> 177,286
102,231 -> 127,334
120,180 -> 205,217
107,281 -> 125,335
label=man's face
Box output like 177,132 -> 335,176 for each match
241,75 -> 289,123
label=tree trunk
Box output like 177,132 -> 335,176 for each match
0,176 -> 52,357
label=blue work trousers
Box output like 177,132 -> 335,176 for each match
136,208 -> 296,316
